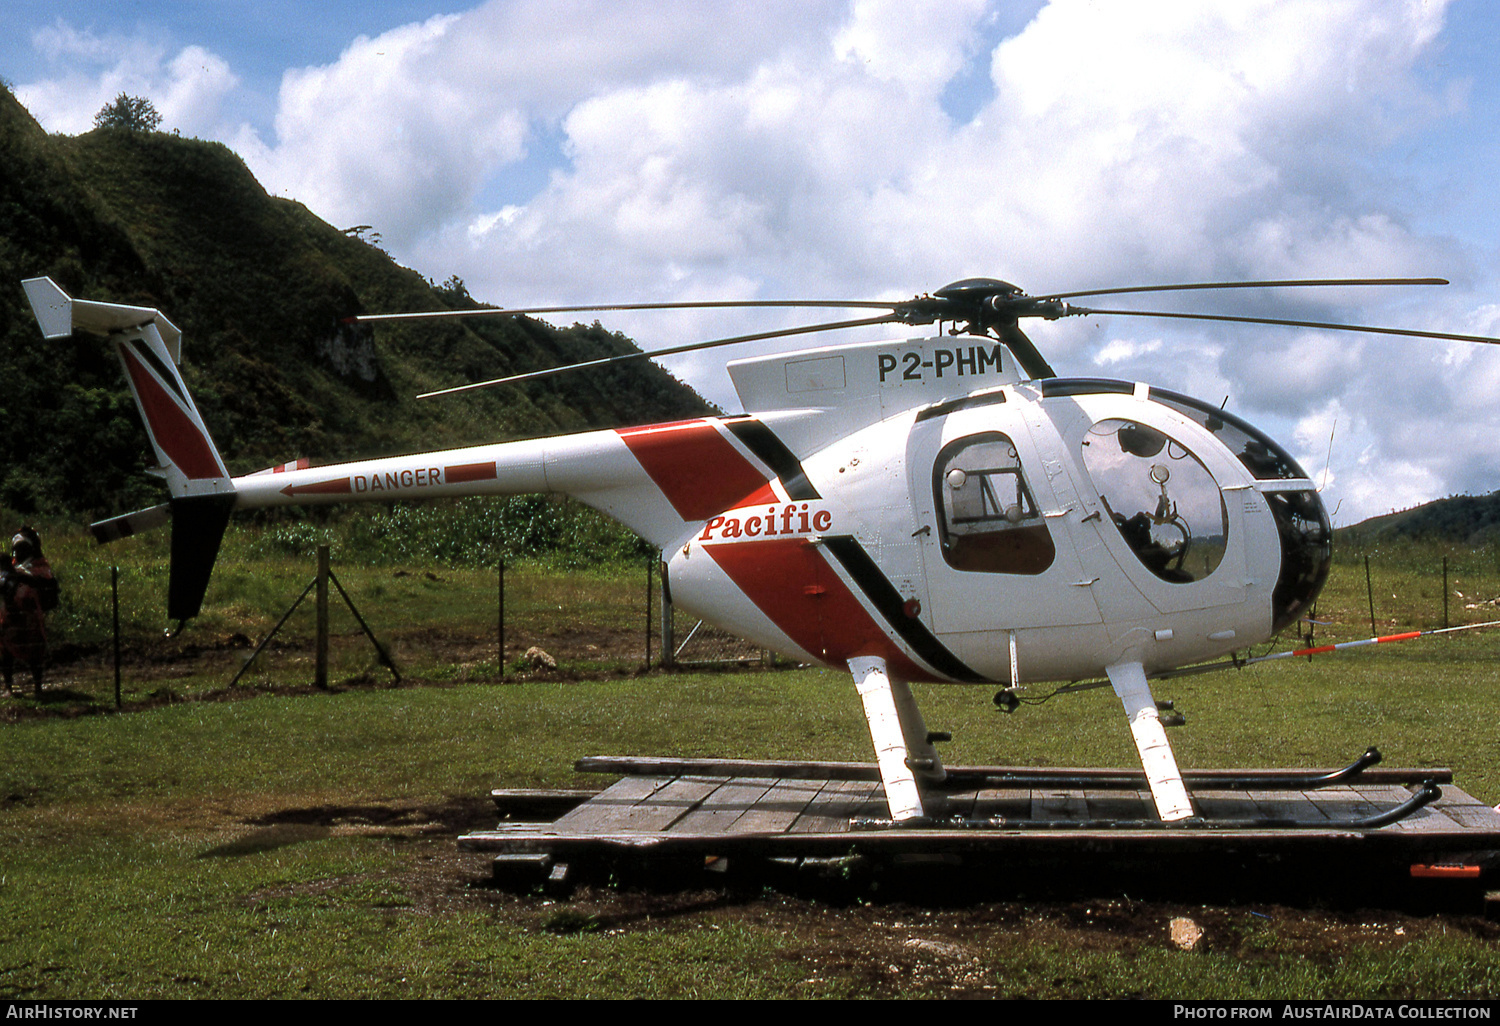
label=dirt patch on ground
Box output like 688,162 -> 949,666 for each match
145,787 -> 1498,997
356,822 -> 1499,998
0,621 -> 719,722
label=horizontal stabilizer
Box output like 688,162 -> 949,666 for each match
91,503 -> 171,545
22,276 -> 183,363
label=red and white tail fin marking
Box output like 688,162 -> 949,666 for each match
116,332 -> 228,485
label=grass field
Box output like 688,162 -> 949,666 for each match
1,522 -> 1499,999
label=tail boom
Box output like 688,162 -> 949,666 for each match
26,276 -> 786,618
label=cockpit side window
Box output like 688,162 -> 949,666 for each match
1080,418 -> 1229,584
934,433 -> 1055,575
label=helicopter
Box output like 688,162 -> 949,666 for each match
23,273 -> 1500,826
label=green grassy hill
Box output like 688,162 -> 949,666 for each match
1340,492 -> 1500,547
0,87 -> 713,519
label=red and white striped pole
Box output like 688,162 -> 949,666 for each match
1244,619 -> 1500,666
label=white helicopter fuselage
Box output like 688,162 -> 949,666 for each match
25,276 -> 1333,823
222,335 -> 1330,689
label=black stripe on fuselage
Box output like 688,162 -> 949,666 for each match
722,417 -> 820,500
821,535 -> 989,683
127,338 -> 189,404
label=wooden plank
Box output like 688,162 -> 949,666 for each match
1084,789 -> 1153,821
1435,800 -> 1500,830
470,775 -> 1500,871
1254,792 -> 1338,828
970,788 -> 1031,822
940,789 -> 977,820
1192,789 -> 1263,821
459,822 -> 560,839
1033,789 -> 1088,821
582,775 -> 724,834
669,777 -> 779,836
789,779 -> 877,834
549,774 -> 684,834
1390,809 -> 1465,833
851,784 -> 895,822
1244,789 -> 1330,824
732,778 -> 827,834
1309,785 -> 1403,824
578,755 -> 879,781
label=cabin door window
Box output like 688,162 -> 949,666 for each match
933,433 -> 1055,575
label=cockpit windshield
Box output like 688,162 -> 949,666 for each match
1080,418 -> 1229,584
1150,387 -> 1311,481
1041,378 -> 1331,624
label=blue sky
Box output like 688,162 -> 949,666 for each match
6,1 -> 1500,525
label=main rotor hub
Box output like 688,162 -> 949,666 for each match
894,278 -> 1072,336
933,277 -> 1024,301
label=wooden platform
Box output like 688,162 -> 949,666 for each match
460,756 -> 1500,905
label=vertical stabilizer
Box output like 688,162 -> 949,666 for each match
24,277 -> 233,621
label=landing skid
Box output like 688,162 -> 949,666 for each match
579,749 -> 1445,832
854,747 -> 1444,831
850,783 -> 1442,831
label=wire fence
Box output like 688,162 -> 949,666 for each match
33,542 -> 1500,703
1329,549 -> 1500,636
665,606 -> 772,667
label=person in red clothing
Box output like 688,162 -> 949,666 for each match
1,527 -> 54,697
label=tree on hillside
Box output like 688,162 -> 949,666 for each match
93,93 -> 162,132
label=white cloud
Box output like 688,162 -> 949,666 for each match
13,0 -> 1493,525
1093,337 -> 1163,367
16,22 -> 238,136
247,0 -> 1494,522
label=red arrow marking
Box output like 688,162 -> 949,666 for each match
280,477 -> 352,497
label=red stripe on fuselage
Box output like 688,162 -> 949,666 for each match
618,420 -> 776,520
705,538 -> 931,680
445,461 -> 497,483
119,347 -> 224,480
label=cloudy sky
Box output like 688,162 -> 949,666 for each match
7,0 -> 1500,526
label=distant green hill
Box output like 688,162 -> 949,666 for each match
0,87 -> 713,519
1340,492 -> 1500,546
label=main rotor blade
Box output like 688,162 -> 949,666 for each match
351,298 -> 898,325
416,313 -> 902,399
1045,277 -> 1449,301
1067,305 -> 1500,345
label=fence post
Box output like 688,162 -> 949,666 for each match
315,544 -> 330,689
1443,556 -> 1449,629
111,565 -> 121,711
1365,554 -> 1376,634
